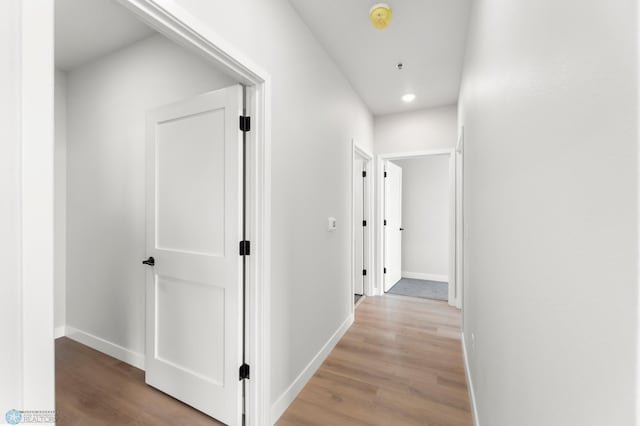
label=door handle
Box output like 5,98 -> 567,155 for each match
399,228 -> 404,231
142,256 -> 155,266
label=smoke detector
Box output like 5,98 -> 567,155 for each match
369,3 -> 392,30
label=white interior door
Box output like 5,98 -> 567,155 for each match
144,85 -> 243,425
384,161 -> 403,291
354,158 -> 365,295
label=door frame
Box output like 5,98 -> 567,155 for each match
48,1 -> 271,424
455,129 -> 464,310
351,140 -> 374,308
375,149 -> 460,308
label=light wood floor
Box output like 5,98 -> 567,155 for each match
56,294 -> 471,425
278,294 -> 473,426
55,337 -> 222,425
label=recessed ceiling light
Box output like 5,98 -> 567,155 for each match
402,93 -> 416,103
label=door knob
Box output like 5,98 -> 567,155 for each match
142,256 -> 155,266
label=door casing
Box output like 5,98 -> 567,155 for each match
59,1 -> 272,424
375,149 -> 459,308
351,141 -> 374,305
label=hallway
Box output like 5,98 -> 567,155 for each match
279,295 -> 472,425
3,0 -> 638,424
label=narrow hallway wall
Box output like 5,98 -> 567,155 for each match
458,1 -> 638,425
374,104 -> 457,154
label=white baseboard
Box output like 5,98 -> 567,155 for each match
54,325 -> 66,339
270,313 -> 354,423
65,326 -> 145,370
461,332 -> 480,426
402,271 -> 448,282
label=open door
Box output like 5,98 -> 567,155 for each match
144,85 -> 243,425
354,157 -> 365,295
384,161 -> 403,292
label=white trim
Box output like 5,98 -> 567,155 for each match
380,148 -> 453,160
461,333 -> 480,426
637,0 -> 640,416
376,149 -> 459,306
455,128 -> 465,310
447,152 -> 456,305
270,314 -> 354,424
637,2 -> 640,417
401,271 -> 448,283
245,82 -> 272,426
53,326 -> 66,339
374,158 -> 385,296
351,140 -> 375,310
118,0 -> 269,84
21,1 -> 55,411
65,326 -> 146,370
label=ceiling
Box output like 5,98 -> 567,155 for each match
55,0 -> 156,70
288,0 -> 471,116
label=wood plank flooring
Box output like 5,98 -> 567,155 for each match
55,337 -> 222,426
278,294 -> 473,426
56,294 -> 471,425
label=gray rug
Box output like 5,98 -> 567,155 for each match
387,278 -> 448,301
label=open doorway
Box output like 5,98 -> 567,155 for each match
53,0 -> 270,424
379,150 -> 458,306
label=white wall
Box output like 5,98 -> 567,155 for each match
55,70 -> 67,333
167,0 -> 374,415
459,1 -> 638,425
374,104 -> 457,154
394,156 -> 450,281
65,34 -> 236,356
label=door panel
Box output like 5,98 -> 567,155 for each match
156,108 -> 225,255
354,158 -> 365,295
145,85 -> 243,426
156,276 -> 224,383
384,161 -> 402,291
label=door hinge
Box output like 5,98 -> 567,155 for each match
362,220 -> 367,227
239,363 -> 250,380
384,171 -> 387,178
239,116 -> 251,132
384,219 -> 387,226
239,240 -> 251,256
384,267 -> 387,274
363,269 -> 367,276
362,171 -> 367,178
